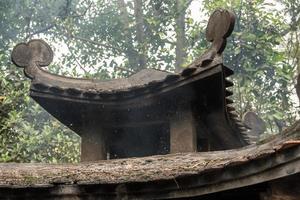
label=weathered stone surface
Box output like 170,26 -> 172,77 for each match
0,120 -> 299,199
206,9 -> 235,54
0,120 -> 299,187
11,39 -> 53,68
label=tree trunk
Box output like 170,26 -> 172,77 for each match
175,0 -> 187,72
134,0 -> 147,69
117,0 -> 138,71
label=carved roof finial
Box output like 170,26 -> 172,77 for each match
206,9 -> 235,54
189,9 -> 235,68
11,39 -> 53,68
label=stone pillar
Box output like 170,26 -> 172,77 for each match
81,128 -> 107,161
170,105 -> 197,153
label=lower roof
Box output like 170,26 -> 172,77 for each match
0,121 -> 300,199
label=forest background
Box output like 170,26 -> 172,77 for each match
0,0 -> 299,163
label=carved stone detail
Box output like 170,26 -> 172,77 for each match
11,39 -> 53,68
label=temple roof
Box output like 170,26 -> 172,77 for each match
33,68 -> 173,93
11,9 -> 253,148
11,9 -> 233,101
0,121 -> 300,199
12,40 -> 224,102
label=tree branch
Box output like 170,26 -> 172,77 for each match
69,0 -> 93,18
66,44 -> 89,75
177,0 -> 193,15
69,35 -> 124,53
114,66 -> 136,74
117,0 -> 139,69
134,0 -> 147,69
184,0 -> 194,11
25,0 -> 93,40
175,0 -> 187,72
163,39 -> 176,45
25,24 -> 55,40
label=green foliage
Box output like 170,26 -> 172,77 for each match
201,0 -> 299,133
0,0 -> 299,162
0,52 -> 80,163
